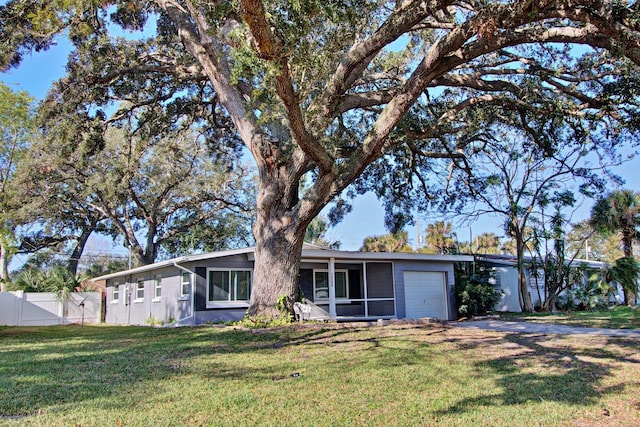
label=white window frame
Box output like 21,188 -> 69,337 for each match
313,269 -> 349,301
135,279 -> 145,302
180,272 -> 191,299
206,268 -> 252,308
153,275 -> 162,301
112,282 -> 119,304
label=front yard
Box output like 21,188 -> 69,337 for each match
499,306 -> 640,329
1,322 -> 639,426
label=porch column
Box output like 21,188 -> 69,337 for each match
363,262 -> 368,317
328,257 -> 336,319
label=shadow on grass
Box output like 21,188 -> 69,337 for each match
433,331 -> 624,416
2,323 -> 632,420
0,325 -> 298,417
0,323 -> 454,417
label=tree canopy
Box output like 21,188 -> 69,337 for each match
0,82 -> 35,286
17,123 -> 255,270
3,1 -> 640,317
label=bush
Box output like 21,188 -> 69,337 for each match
555,281 -> 608,311
455,276 -> 502,318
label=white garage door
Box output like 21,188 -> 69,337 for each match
404,271 -> 447,320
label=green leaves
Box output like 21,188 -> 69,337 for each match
606,256 -> 640,298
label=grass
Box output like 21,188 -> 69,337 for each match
499,305 -> 640,329
0,323 -> 639,426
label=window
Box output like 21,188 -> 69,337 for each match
154,275 -> 162,299
314,270 -> 348,300
181,272 -> 191,296
136,280 -> 145,301
208,269 -> 252,303
112,283 -> 119,303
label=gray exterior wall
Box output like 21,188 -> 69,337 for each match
393,260 -> 457,321
104,265 -> 192,326
103,251 -> 464,324
192,254 -> 253,324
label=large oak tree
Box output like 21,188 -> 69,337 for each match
3,1 -> 640,317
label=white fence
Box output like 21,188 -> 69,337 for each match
0,291 -> 102,326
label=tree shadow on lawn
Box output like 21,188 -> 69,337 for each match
433,331 -> 629,417
0,325 -> 317,417
1,323 -> 454,418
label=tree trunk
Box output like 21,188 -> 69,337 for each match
132,245 -> 155,267
542,293 -> 557,312
248,194 -> 306,318
0,239 -> 9,290
249,227 -> 304,318
515,230 -> 534,313
67,225 -> 95,276
621,229 -> 636,306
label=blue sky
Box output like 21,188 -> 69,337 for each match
2,35 -> 640,255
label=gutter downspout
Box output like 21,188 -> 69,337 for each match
172,261 -> 196,326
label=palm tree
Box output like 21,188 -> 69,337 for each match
360,231 -> 413,253
591,190 -> 640,305
606,257 -> 640,304
424,222 -> 456,254
473,232 -> 502,254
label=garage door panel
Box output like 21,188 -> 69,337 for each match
404,271 -> 447,319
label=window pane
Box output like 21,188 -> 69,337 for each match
315,271 -> 329,299
137,281 -> 144,299
233,271 -> 251,301
209,271 -> 230,301
113,285 -> 119,300
335,272 -> 347,299
181,272 -> 191,296
155,276 -> 162,298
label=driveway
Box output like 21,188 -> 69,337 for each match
450,319 -> 640,338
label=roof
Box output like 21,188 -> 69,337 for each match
476,254 -> 608,269
92,246 -> 474,281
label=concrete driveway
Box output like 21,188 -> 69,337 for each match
450,319 -> 640,338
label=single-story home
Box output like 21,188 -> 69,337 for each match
93,245 -> 473,325
475,254 -> 619,312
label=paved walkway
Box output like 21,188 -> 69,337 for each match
450,319 -> 640,338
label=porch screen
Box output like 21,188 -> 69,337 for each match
314,271 -> 347,299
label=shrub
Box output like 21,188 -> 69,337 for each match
455,276 -> 502,318
556,281 -> 608,311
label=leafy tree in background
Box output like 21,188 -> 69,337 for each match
21,125 -> 255,268
304,216 -> 340,249
360,231 -> 412,253
79,257 -> 130,279
529,209 -> 589,311
567,220 -> 624,263
591,189 -> 640,305
0,82 -> 34,287
427,134 -> 610,311
3,1 -> 640,317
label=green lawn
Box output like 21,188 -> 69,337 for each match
1,323 -> 639,426
499,305 -> 640,329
